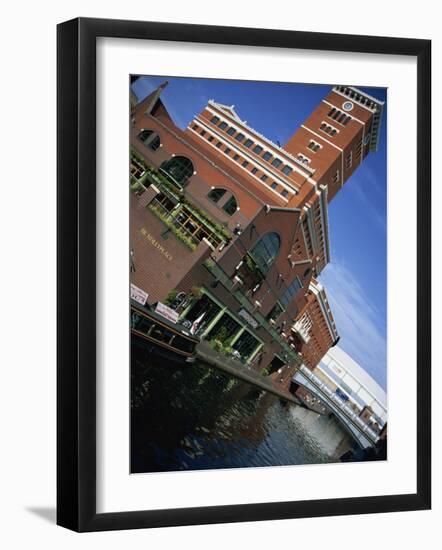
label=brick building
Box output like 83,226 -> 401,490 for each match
129,80 -> 384,379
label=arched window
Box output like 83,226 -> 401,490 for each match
138,129 -> 153,142
250,232 -> 280,274
222,196 -> 237,216
138,129 -> 161,151
208,188 -> 226,203
160,156 -> 194,187
207,188 -> 238,216
149,135 -> 161,151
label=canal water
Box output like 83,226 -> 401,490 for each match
131,344 -> 351,474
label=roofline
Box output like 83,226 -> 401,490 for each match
207,100 -> 317,178
332,85 -> 384,153
309,279 -> 339,341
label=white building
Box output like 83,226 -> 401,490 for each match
315,346 -> 387,428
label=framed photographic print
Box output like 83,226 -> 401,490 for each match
57,17 -> 431,532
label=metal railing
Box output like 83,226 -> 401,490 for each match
148,199 -> 200,250
297,365 -> 380,441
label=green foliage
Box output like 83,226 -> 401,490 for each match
164,289 -> 179,306
209,326 -> 235,357
148,203 -> 197,251
260,366 -> 271,376
130,148 -> 232,243
190,285 -> 203,299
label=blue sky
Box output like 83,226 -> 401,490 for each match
132,76 -> 387,390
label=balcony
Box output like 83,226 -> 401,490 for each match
148,199 -> 199,251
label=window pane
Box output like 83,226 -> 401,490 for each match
280,277 -> 302,306
138,129 -> 153,142
253,145 -> 263,154
211,116 -> 220,124
148,135 -> 161,151
219,121 -> 228,130
250,232 -> 281,274
208,188 -> 226,203
271,158 -> 282,168
262,151 -> 272,161
244,138 -> 253,148
160,156 -> 194,187
222,196 -> 238,215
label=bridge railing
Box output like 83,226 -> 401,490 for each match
296,365 -> 380,441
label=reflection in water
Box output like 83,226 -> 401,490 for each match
130,343 -> 351,474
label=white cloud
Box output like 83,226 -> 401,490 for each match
320,261 -> 387,390
347,167 -> 387,231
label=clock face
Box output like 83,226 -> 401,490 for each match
342,101 -> 354,111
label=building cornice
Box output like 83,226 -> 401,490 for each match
207,101 -> 317,180
309,280 -> 339,342
332,86 -> 384,152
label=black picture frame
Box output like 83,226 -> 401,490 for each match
57,17 -> 431,532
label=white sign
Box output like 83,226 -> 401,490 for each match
238,308 -> 259,329
130,284 -> 148,306
155,302 -> 179,324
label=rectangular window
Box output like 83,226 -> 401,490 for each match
233,154 -> 240,161
216,141 -> 222,148
211,116 -> 220,124
253,145 -> 263,154
200,129 -> 206,137
297,154 -> 311,165
130,157 -> 146,179
329,108 -> 352,126
227,126 -> 236,136
270,182 -> 278,190
262,151 -> 272,161
244,138 -> 253,148
242,160 -> 249,168
280,277 -> 303,307
320,122 -> 339,136
235,133 -> 245,142
218,121 -> 228,130
332,170 -> 340,184
345,151 -> 353,169
266,303 -> 283,322
307,140 -> 321,152
192,124 -> 198,131
282,165 -> 293,176
224,147 -> 231,155
260,174 -> 268,182
208,135 -> 214,142
251,167 -> 258,175
280,189 -> 289,198
272,158 -> 282,168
